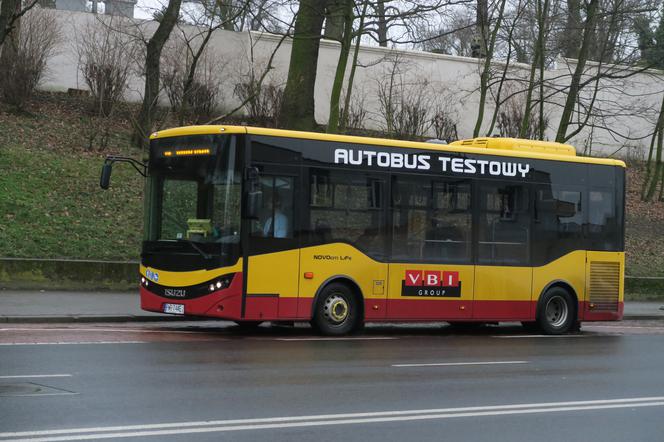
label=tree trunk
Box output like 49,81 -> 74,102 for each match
554,0 -> 599,143
560,0 -> 581,58
323,0 -> 346,41
472,0 -> 506,137
645,128 -> 663,202
486,32 -> 514,136
132,0 -> 183,150
643,94 -> 664,201
180,26 -> 216,125
340,0 -> 368,132
519,0 -> 549,139
0,0 -> 20,77
473,0 -> 489,58
0,0 -> 20,48
375,0 -> 388,47
537,0 -> 548,140
280,0 -> 328,131
327,0 -> 353,133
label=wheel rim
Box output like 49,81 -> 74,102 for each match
324,294 -> 349,325
544,295 -> 568,328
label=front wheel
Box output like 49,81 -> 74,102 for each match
312,283 -> 360,336
536,287 -> 576,334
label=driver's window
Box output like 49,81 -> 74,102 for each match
251,176 -> 294,239
161,180 -> 197,240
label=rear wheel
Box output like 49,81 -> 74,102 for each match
536,287 -> 576,334
312,283 -> 360,336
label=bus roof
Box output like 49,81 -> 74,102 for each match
150,125 -> 626,168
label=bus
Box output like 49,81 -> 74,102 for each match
100,126 -> 625,335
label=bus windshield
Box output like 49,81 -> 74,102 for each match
143,134 -> 241,268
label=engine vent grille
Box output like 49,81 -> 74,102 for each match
589,262 -> 621,311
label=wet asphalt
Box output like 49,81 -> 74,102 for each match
1,322 -> 664,441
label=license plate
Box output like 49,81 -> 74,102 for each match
163,303 -> 184,315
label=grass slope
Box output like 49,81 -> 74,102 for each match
0,92 -> 143,260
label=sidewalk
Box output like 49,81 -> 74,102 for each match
1,290 -> 663,323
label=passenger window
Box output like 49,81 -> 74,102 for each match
532,185 -> 584,264
478,184 -> 530,265
588,188 -> 618,250
308,170 -> 386,259
391,176 -> 472,263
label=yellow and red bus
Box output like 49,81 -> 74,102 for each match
101,126 -> 625,335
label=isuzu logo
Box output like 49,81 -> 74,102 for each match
164,288 -> 186,298
401,270 -> 462,297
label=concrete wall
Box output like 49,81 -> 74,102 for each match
0,258 -> 138,290
41,10 -> 664,158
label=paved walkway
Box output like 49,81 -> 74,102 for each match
1,290 -> 662,323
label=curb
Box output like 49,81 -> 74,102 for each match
622,315 -> 664,321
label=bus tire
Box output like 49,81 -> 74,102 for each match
536,287 -> 576,335
312,282 -> 360,336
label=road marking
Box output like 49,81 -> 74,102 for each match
0,374 -> 72,379
1,396 -> 663,441
392,360 -> 528,368
587,325 -> 664,330
494,335 -> 587,338
0,341 -> 148,346
274,337 -> 397,341
0,328 -> 205,335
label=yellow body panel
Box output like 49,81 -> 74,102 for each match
140,260 -> 242,286
247,249 -> 300,297
150,125 -> 625,168
532,251 -> 587,302
451,138 -> 577,157
299,243 -> 387,301
475,266 -> 532,301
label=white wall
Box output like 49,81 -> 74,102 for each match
41,10 -> 664,158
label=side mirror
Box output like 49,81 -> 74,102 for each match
100,163 -> 113,189
245,190 -> 263,220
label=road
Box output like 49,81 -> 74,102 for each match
1,321 -> 664,441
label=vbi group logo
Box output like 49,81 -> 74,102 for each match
401,270 -> 461,297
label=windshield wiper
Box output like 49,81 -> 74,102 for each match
160,210 -> 212,260
178,238 -> 212,260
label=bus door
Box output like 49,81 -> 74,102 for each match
387,177 -> 474,320
244,164 -> 300,320
473,182 -> 532,320
299,169 -> 389,320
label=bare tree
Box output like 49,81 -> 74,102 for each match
77,17 -> 138,117
0,0 -> 38,49
206,26 -> 292,124
280,0 -> 328,131
472,0 -> 507,137
375,53 -> 435,139
418,9 -> 475,56
326,0 -> 354,133
0,6 -> 60,110
132,0 -> 183,149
